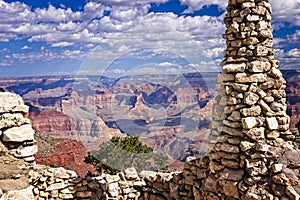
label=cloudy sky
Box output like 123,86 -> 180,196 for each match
0,0 -> 299,77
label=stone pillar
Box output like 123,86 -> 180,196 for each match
0,92 -> 38,162
181,0 -> 299,199
0,92 -> 37,196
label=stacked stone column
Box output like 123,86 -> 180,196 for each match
180,0 -> 298,199
0,92 -> 37,161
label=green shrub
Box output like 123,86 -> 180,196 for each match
84,136 -> 168,174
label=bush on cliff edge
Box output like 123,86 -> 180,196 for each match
84,136 -> 168,175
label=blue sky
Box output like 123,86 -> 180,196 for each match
0,0 -> 299,77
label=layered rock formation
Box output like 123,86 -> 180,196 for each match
34,133 -> 96,177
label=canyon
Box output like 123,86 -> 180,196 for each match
0,70 -> 299,174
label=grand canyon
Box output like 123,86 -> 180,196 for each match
0,70 -> 299,175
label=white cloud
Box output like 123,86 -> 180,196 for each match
158,62 -> 177,67
111,68 -> 126,74
81,2 -> 106,20
203,47 -> 224,58
1,0 -> 297,73
0,0 -> 224,65
51,42 -> 75,47
274,48 -> 285,58
34,5 -> 81,23
179,0 -> 227,13
91,0 -> 168,6
288,30 -> 300,42
287,48 -> 300,57
21,45 -> 31,50
270,0 -> 300,26
62,50 -> 86,59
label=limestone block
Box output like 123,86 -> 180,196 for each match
286,186 -> 300,200
223,63 -> 246,73
247,60 -> 271,73
232,83 -> 249,92
266,130 -> 280,139
59,193 -> 74,199
39,190 -> 49,198
0,92 -> 29,114
266,117 -> 279,130
125,167 -> 138,180
246,159 -> 268,176
245,127 -> 265,141
253,6 -> 267,16
269,67 -> 282,79
139,171 -> 157,182
242,117 -> 258,129
215,143 -> 240,153
108,182 -> 119,197
203,177 -> 218,192
260,79 -> 275,90
75,191 -> 92,198
272,164 -> 283,173
255,45 -> 269,56
278,124 -> 290,131
240,141 -> 255,152
256,143 -> 271,152
276,115 -> 290,125
133,180 -> 146,187
231,91 -> 243,99
223,120 -> 242,128
228,111 -> 241,122
270,102 -> 286,112
247,15 -> 260,21
249,83 -> 258,92
2,124 -> 34,142
220,168 -> 244,182
240,8 -> 251,17
272,173 -> 297,186
264,96 -> 274,103
221,180 -> 239,198
14,145 -> 38,158
256,89 -> 267,98
53,168 -> 72,179
244,92 -> 260,105
242,2 -> 255,8
105,174 -> 120,184
243,37 -> 259,46
259,29 -> 273,38
1,186 -> 34,200
227,96 -> 240,105
236,73 -> 267,83
0,113 -> 31,129
221,159 -> 239,169
51,190 -> 58,198
258,99 -> 273,113
240,105 -> 261,117
46,182 -> 67,191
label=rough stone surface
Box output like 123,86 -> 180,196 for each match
2,124 -> 34,143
